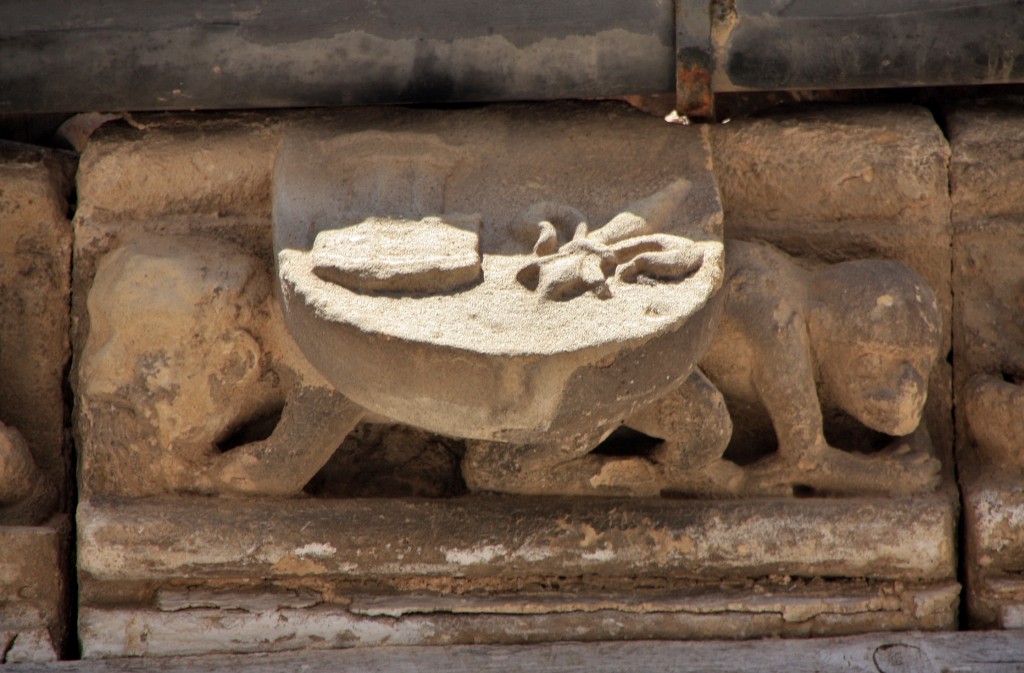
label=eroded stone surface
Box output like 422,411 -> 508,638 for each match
615,241 -> 944,498
77,495 -> 957,656
77,496 -> 955,584
0,142 -> 73,662
0,520 -> 67,662
0,141 -> 74,525
710,106 -> 954,470
310,215 -> 483,293
79,581 -> 959,658
70,103 -> 960,654
272,107 -> 725,459
949,101 -> 1024,628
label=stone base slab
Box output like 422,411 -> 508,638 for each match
79,495 -> 956,586
78,496 -> 957,656
79,583 -> 959,658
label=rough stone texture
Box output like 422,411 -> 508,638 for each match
8,632 -> 1024,673
0,142 -> 74,663
78,581 -> 958,658
964,484 -> 1024,628
77,496 -> 955,584
70,103 -> 961,654
70,114 -> 281,402
309,215 -> 483,293
640,240 -> 943,498
304,423 -> 466,499
77,235 -> 281,498
0,519 -> 68,662
77,496 -> 957,656
77,104 -> 731,499
74,114 -> 276,225
0,141 -> 74,523
948,101 -> 1024,629
272,107 -> 724,454
710,106 -> 954,475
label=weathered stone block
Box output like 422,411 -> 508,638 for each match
71,103 -> 960,656
709,106 -> 951,338
0,519 -> 67,662
949,103 -> 1024,223
0,142 -> 73,662
79,581 -> 959,658
75,115 -> 276,225
710,105 -> 954,476
0,141 -> 74,523
78,496 -> 955,585
76,497 -> 957,657
948,101 -> 1024,628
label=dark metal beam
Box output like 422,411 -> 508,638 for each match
4,1 -> 1024,116
713,0 -> 1024,93
0,0 -> 676,114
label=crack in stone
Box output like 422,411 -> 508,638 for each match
1,633 -> 17,664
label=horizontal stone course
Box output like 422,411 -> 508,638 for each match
78,495 -> 955,584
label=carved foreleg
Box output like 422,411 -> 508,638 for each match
744,314 -> 939,496
198,386 -> 364,496
706,282 -> 938,496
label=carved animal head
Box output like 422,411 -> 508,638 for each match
809,260 -> 942,436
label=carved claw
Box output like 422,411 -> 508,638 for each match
516,238 -> 617,300
517,232 -> 703,300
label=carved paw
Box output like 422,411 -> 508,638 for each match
742,434 -> 941,497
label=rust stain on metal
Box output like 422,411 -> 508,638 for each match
677,62 -> 714,120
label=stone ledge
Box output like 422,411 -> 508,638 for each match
79,582 -> 958,658
78,495 -> 956,585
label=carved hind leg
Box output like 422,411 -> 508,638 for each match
463,428 -> 666,497
626,369 -> 744,497
198,385 -> 364,496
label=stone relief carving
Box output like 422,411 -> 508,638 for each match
0,329 -> 58,524
79,206 -> 942,500
629,241 -> 943,497
79,235 -> 363,497
68,105 -> 962,656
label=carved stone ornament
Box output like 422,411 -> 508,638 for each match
261,129 -> 940,499
70,105 -> 962,657
78,109 -> 945,501
264,129 -> 725,497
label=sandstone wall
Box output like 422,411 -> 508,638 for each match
5,100 -> 1024,659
